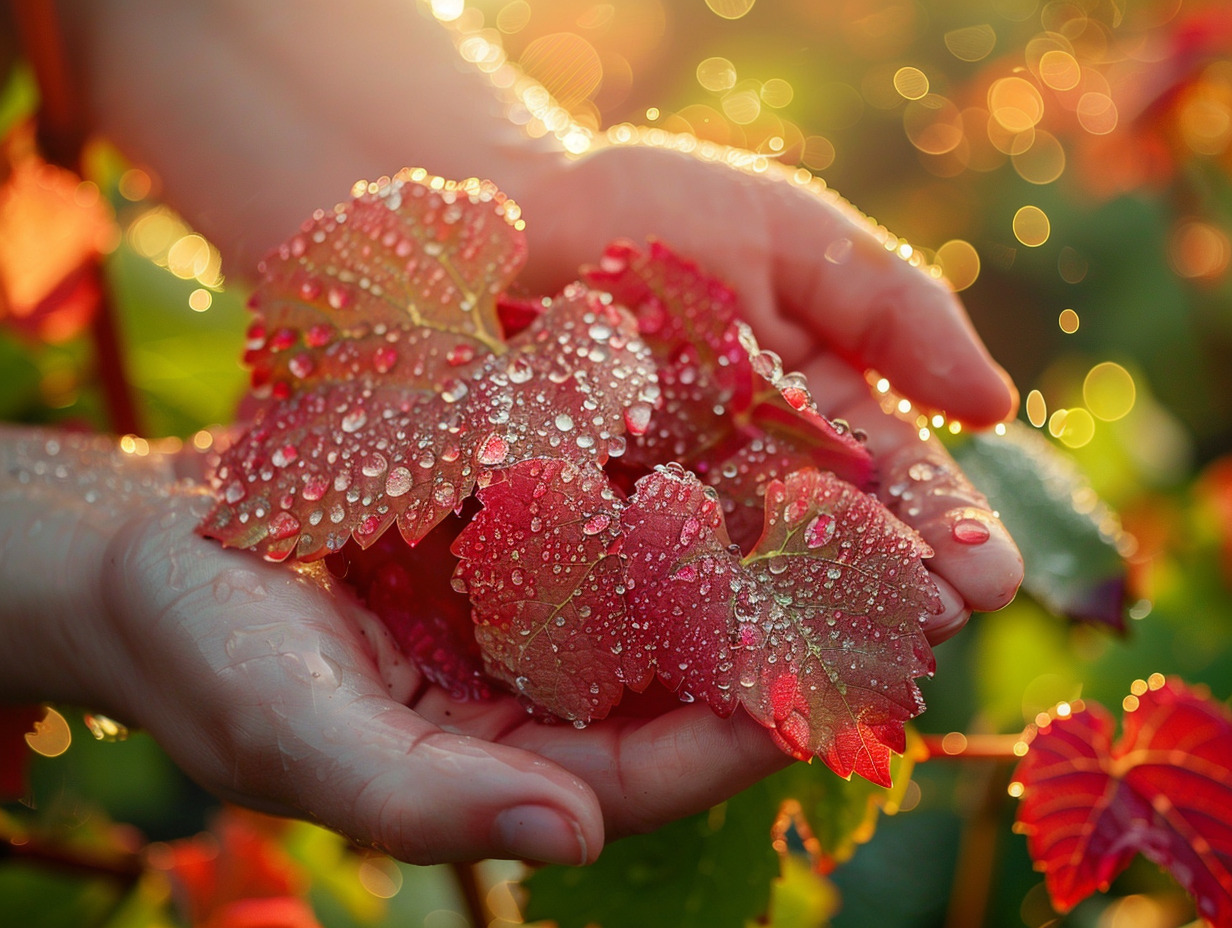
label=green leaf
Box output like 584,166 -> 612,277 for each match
524,749 -> 919,928
950,423 -> 1129,631
524,785 -> 779,928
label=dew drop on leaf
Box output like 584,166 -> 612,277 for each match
805,513 -> 836,548
341,408 -> 368,433
361,453 -> 388,477
268,511 -> 301,540
373,345 -> 398,373
385,466 -> 413,497
583,513 -> 612,535
477,432 -> 509,465
624,403 -> 653,436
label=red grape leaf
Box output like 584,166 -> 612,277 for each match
326,514 -> 489,700
582,239 -> 749,464
458,462 -> 938,784
739,469 -> 937,785
1012,677 -> 1232,924
201,172 -> 655,560
453,459 -> 652,722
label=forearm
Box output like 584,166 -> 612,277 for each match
0,427 -> 187,710
58,0 -> 562,274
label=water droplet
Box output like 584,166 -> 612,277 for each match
679,516 -> 700,547
554,413 -> 574,432
952,516 -> 991,545
583,513 -> 611,535
447,343 -> 476,366
341,408 -> 368,433
385,466 -> 413,497
908,461 -> 937,481
288,353 -> 315,379
805,513 -> 836,548
271,444 -> 298,467
327,285 -> 351,310
268,511 -> 300,540
506,356 -> 534,383
361,453 -> 388,477
373,345 -> 398,373
624,403 -> 652,436
477,433 -> 509,465
434,482 -> 457,508
305,323 -> 334,347
440,379 -> 469,403
224,480 -> 246,504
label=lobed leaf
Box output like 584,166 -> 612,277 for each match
452,459 -> 652,722
201,173 -> 655,560
1012,677 -> 1232,923
456,463 -> 938,782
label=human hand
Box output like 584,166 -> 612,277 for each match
513,144 -> 1024,641
0,429 -> 786,865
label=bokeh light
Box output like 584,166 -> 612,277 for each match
1058,308 -> 1080,333
1169,220 -> 1231,279
893,67 -> 930,101
1013,205 -> 1051,246
1083,362 -> 1136,421
944,24 -> 997,62
935,239 -> 980,290
1011,129 -> 1066,184
1026,388 -> 1047,427
705,0 -> 756,20
697,56 -> 738,93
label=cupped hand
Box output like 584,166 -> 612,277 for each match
514,144 -> 1024,640
95,488 -> 788,867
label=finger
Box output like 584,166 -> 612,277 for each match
765,181 -> 1016,427
102,504 -> 604,866
500,704 -> 791,838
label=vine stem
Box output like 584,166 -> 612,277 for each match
918,733 -> 1025,762
1,833 -> 144,885
14,0 -> 142,436
451,860 -> 490,927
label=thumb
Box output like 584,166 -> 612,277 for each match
101,501 -> 603,866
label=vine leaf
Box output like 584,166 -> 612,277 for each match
455,462 -> 938,784
950,423 -> 1129,631
1011,677 -> 1232,924
200,172 -> 655,560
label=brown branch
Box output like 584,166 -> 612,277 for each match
1,833 -> 144,886
919,733 -> 1025,762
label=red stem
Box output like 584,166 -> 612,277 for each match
14,0 -> 142,435
919,733 -> 1024,762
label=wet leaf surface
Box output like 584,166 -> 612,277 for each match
1012,677 -> 1232,923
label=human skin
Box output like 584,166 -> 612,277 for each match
0,0 -> 1023,867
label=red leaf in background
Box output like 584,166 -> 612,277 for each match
152,807 -> 321,928
0,128 -> 114,343
201,172 -> 655,560
1012,677 -> 1232,924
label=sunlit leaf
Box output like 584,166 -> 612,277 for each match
1012,677 -> 1232,923
950,422 -> 1129,630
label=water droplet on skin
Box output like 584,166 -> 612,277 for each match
908,461 -> 937,481
952,516 -> 991,545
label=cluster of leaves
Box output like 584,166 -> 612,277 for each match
199,170 -> 941,784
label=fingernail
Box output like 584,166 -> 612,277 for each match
493,805 -> 587,867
